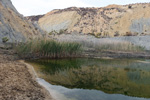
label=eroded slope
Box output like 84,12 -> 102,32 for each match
0,0 -> 44,43
28,3 -> 150,37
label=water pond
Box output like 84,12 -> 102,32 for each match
28,58 -> 150,100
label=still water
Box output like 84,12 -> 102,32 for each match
28,58 -> 150,100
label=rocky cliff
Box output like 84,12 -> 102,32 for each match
28,3 -> 150,37
0,0 -> 44,43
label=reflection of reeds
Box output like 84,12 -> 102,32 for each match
43,66 -> 113,87
14,39 -> 82,59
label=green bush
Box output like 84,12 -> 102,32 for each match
2,37 -> 9,43
58,29 -> 65,35
49,31 -> 53,35
115,22 -> 118,24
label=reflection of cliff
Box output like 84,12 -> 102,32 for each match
30,58 -> 150,98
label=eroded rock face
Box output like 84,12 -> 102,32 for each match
0,0 -> 44,43
28,3 -> 150,37
130,18 -> 150,35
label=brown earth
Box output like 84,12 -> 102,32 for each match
0,49 -> 53,100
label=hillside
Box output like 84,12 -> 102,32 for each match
28,3 -> 150,37
0,0 -> 44,43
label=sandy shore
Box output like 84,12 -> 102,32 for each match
0,49 -> 53,100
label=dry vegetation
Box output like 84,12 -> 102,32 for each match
95,41 -> 145,52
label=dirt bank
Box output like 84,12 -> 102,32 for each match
0,49 -> 53,100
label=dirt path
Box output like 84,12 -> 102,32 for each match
0,49 -> 53,100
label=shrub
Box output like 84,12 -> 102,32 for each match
128,5 -> 132,9
115,22 -> 118,24
114,31 -> 119,37
125,32 -> 133,36
2,37 -> 9,43
58,29 -> 65,35
49,31 -> 53,35
58,29 -> 68,35
95,33 -> 102,38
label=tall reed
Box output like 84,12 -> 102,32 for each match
14,40 -> 82,59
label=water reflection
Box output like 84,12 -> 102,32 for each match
28,58 -> 150,100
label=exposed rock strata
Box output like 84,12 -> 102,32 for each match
28,3 -> 150,37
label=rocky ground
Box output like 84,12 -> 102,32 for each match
0,49 -> 53,100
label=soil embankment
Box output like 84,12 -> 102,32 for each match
0,49 -> 53,100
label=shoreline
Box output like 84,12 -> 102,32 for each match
83,50 -> 150,59
21,60 -> 55,100
17,49 -> 150,60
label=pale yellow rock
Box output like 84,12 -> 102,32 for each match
39,11 -> 81,33
29,3 -> 150,37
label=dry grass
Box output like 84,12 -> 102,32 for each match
95,41 -> 145,52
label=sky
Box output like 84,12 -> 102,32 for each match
11,0 -> 150,16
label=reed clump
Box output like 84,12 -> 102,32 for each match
14,40 -> 82,59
